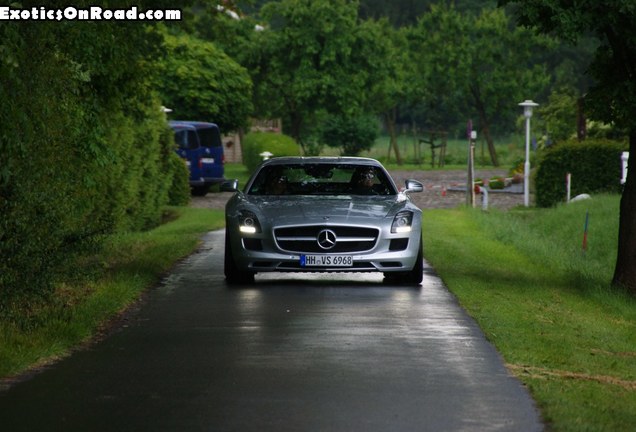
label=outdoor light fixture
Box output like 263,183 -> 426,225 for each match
519,100 -> 539,207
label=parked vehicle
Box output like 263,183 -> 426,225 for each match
222,157 -> 424,285
169,120 -> 225,196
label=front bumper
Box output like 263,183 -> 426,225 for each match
228,222 -> 422,274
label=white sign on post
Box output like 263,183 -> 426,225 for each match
621,152 -> 629,185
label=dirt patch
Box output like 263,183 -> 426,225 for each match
190,169 -> 529,211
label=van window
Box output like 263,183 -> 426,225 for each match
197,126 -> 222,148
174,129 -> 199,150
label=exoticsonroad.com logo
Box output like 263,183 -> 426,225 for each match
0,5 -> 181,21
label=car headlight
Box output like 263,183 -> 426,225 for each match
391,211 -> 413,233
238,210 -> 261,234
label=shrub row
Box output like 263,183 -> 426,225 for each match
0,20 -> 188,305
535,139 -> 627,207
242,132 -> 300,173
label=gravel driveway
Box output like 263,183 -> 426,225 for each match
191,169 -> 528,211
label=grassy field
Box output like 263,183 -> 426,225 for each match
319,134 -> 528,171
422,195 -> 636,431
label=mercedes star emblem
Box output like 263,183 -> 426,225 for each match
317,229 -> 337,250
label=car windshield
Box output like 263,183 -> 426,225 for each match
248,163 -> 397,196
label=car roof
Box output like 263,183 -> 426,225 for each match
259,156 -> 384,167
169,120 -> 219,130
169,122 -> 197,131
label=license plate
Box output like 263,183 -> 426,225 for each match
201,158 -> 215,164
300,255 -> 352,267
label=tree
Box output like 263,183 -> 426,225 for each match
155,30 -> 252,132
321,114 -> 379,156
250,0 -> 367,150
409,5 -> 552,166
354,19 -> 410,164
501,0 -> 636,294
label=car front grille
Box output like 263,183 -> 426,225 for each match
274,225 -> 379,253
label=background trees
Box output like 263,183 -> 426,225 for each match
155,29 -> 253,132
499,0 -> 636,294
407,5 -> 552,165
248,0 -> 365,151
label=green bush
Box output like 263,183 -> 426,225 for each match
167,152 -> 192,206
321,114 -> 379,156
0,19 -> 181,306
242,132 -> 300,173
489,177 -> 505,190
535,139 -> 627,207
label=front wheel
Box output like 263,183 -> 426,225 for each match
383,238 -> 423,285
224,228 -> 255,285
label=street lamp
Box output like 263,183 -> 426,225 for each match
519,100 -> 539,207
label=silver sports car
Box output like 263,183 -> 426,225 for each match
222,157 -> 424,284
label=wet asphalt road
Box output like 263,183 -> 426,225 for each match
0,230 -> 542,431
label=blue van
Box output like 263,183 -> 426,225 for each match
169,120 -> 225,196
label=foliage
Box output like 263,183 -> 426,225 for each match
502,0 -> 636,291
249,0 -> 370,148
0,6 -> 187,305
535,140 -> 627,207
537,88 -> 578,143
155,29 -> 253,132
407,5 -> 553,166
167,152 -> 192,206
321,114 -> 379,156
241,132 -> 300,173
489,177 -> 506,190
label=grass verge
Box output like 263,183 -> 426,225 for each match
422,195 -> 636,431
0,207 -> 225,382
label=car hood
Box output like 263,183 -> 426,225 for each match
245,195 -> 407,224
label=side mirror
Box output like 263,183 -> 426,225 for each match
404,179 -> 423,193
220,179 -> 239,192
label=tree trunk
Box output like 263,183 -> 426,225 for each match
288,112 -> 304,153
577,96 -> 587,141
612,129 -> 636,295
481,122 -> 499,167
470,85 -> 499,166
384,108 -> 402,165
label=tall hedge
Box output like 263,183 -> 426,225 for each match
0,15 -> 188,305
242,132 -> 300,173
535,139 -> 627,207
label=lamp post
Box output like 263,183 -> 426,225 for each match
519,100 -> 539,207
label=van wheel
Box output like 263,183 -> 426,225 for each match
191,185 -> 210,196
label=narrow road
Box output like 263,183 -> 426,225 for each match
0,230 -> 542,431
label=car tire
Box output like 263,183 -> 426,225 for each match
224,228 -> 255,285
383,238 -> 423,285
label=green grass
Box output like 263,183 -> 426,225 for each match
0,207 -> 225,380
422,195 -> 636,431
318,134 -> 527,170
224,162 -> 252,186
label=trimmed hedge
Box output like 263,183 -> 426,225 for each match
535,139 -> 627,207
242,132 -> 300,173
0,19 -> 189,305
